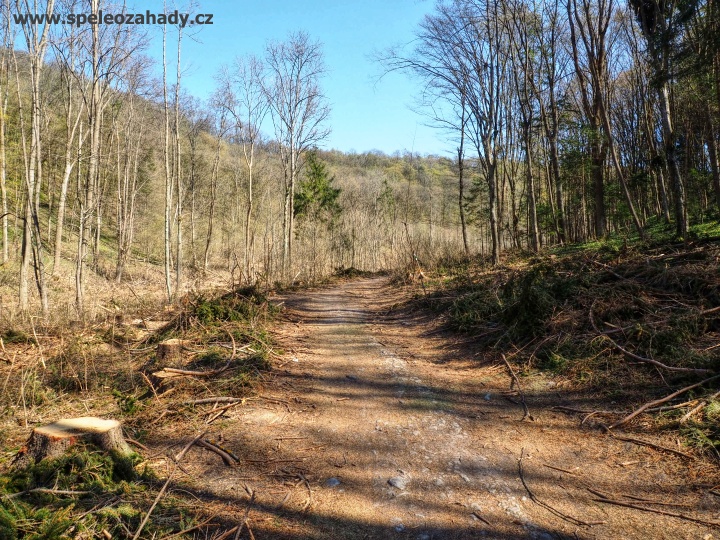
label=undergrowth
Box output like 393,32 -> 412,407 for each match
413,228 -> 720,457
0,284 -> 279,539
0,444 -> 194,540
108,285 -> 280,430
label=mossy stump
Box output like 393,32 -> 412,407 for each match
13,417 -> 132,469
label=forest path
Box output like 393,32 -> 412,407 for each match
185,277 -> 717,539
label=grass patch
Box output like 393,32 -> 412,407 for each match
0,444 -> 199,540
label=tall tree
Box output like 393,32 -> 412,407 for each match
51,0 -> 86,275
628,0 -> 696,236
15,0 -> 55,314
74,0 -> 142,310
0,0 -> 12,266
506,0 -> 542,251
219,54 -> 269,283
567,0 -> 613,238
264,31 -> 330,278
115,56 -> 151,282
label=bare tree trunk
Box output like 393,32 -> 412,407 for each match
568,0 -> 617,239
596,82 -> 645,239
53,82 -> 84,274
115,85 -> 144,282
203,132 -> 220,271
16,2 -> 53,315
630,0 -> 688,237
642,99 -> 671,222
487,159 -> 500,265
288,139 -> 296,278
0,66 -> 7,266
174,26 -> 183,297
244,146 -> 254,282
658,83 -> 687,236
0,0 -> 8,266
707,111 -> 720,211
265,32 -> 330,281
523,119 -> 540,252
76,1 -> 102,312
457,110 -> 469,254
162,17 -> 173,302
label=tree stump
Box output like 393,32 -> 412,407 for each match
13,417 -> 133,469
156,338 -> 186,366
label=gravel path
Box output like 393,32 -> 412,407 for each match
181,277 -> 718,539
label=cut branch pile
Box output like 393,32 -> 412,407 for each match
419,240 -> 720,456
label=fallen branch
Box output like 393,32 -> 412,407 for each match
552,406 -> 623,415
590,260 -> 628,281
609,373 -> 720,429
184,397 -> 245,405
140,372 -> 161,404
2,488 -> 91,500
590,303 -> 713,375
518,449 -> 596,527
163,514 -> 217,539
472,511 -> 491,525
586,488 -> 691,508
501,354 -> 533,421
206,402 -> 243,424
543,463 -> 578,475
611,435 -> 694,459
234,490 -> 256,540
132,431 -> 205,540
299,472 -> 313,513
591,497 -> 720,527
155,334 -> 238,380
216,527 -> 240,540
126,438 -> 149,452
153,362 -> 233,379
680,390 -> 720,424
195,439 -> 239,467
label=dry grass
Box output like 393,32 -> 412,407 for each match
0,254 -> 277,539
412,238 -> 720,457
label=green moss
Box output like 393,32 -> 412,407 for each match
0,444 -> 193,539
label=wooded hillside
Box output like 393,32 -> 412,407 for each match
2,0 -> 720,322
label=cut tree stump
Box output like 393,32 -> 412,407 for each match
13,417 -> 133,468
156,338 -> 187,366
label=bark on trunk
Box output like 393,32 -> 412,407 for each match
13,417 -> 132,469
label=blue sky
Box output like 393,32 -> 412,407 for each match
148,0 -> 448,156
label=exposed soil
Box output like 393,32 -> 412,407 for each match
156,277 -> 718,539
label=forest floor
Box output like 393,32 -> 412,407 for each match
164,276 -> 719,539
1,269 -> 719,539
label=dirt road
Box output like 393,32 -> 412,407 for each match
184,278 -> 718,539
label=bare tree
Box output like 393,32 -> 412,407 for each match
15,0 -> 55,314
460,0 -> 510,265
115,56 -> 152,281
202,98 -> 228,271
264,31 -> 330,278
162,5 -> 173,301
384,0 -> 511,264
0,0 -> 12,266
73,0 -> 142,310
218,54 -> 269,283
568,0 -> 644,239
506,0 -> 542,251
51,0 -> 87,275
628,0 -> 691,236
173,22 -> 183,297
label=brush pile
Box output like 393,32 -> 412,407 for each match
418,238 -> 720,457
